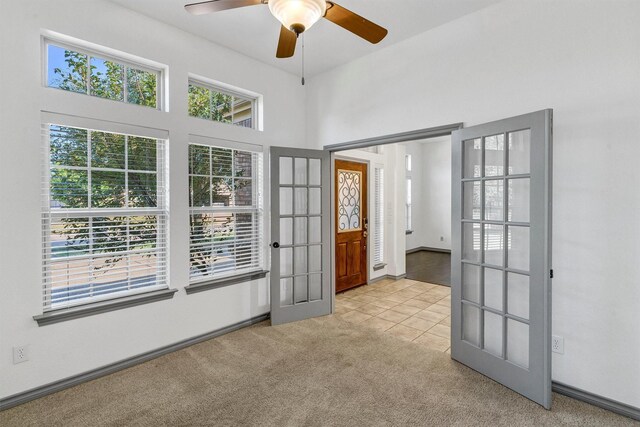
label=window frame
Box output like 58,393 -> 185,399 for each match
187,77 -> 259,130
187,140 -> 265,286
41,116 -> 170,313
43,37 -> 165,110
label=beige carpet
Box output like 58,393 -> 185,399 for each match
1,315 -> 636,426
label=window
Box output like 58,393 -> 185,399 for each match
188,80 -> 256,129
406,177 -> 412,232
189,144 -> 263,281
46,41 -> 161,109
42,124 -> 168,310
405,154 -> 412,232
373,167 -> 384,265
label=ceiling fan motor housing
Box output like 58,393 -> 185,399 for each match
268,0 -> 327,34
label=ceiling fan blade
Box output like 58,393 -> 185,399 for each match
185,0 -> 263,16
323,2 -> 388,44
276,25 -> 297,58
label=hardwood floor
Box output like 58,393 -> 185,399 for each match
405,250 -> 451,287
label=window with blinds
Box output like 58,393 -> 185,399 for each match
405,154 -> 413,232
42,124 -> 168,310
189,144 -> 263,281
373,167 -> 384,265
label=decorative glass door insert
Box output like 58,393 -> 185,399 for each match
337,169 -> 362,232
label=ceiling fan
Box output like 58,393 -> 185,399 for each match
184,0 -> 388,58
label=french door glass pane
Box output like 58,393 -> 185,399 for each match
309,245 -> 322,272
294,188 -> 307,214
484,134 -> 505,177
462,303 -> 481,346
280,278 -> 293,305
484,179 -> 504,221
463,138 -> 482,178
294,247 -> 307,274
484,268 -> 503,311
462,223 -> 482,262
483,310 -> 503,357
309,274 -> 322,301
483,224 -> 504,266
294,158 -> 307,185
280,248 -> 293,275
280,218 -> 293,245
508,130 -> 531,175
294,275 -> 308,303
507,226 -> 530,271
309,217 -> 321,243
294,217 -> 307,244
309,159 -> 321,185
507,272 -> 530,320
279,157 -> 293,184
507,319 -> 529,368
280,188 -> 292,215
462,263 -> 481,304
463,181 -> 481,220
508,178 -> 530,222
309,188 -> 321,215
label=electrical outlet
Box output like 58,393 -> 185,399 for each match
552,335 -> 564,354
13,345 -> 29,364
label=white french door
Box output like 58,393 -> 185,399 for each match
451,110 -> 553,408
270,147 -> 332,325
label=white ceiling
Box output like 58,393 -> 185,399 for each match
109,0 -> 501,77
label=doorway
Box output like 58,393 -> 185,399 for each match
332,134 -> 454,295
270,111 -> 553,409
331,136 -> 454,348
401,136 -> 452,287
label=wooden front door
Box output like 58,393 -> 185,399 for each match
335,160 -> 368,293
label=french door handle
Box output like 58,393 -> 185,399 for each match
271,242 -> 280,248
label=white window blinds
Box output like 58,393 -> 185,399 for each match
405,154 -> 412,232
406,177 -> 412,231
373,167 -> 384,265
42,124 -> 168,310
188,144 -> 263,281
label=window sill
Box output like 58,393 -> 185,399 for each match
373,263 -> 387,271
405,230 -> 414,235
185,270 -> 269,295
33,288 -> 178,327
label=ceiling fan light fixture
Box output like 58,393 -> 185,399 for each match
268,0 -> 327,34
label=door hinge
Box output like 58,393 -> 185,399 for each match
550,269 -> 554,279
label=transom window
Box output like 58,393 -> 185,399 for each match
43,124 -> 168,310
45,40 -> 161,109
188,80 -> 256,129
188,143 -> 263,281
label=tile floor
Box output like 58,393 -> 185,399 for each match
335,278 -> 452,353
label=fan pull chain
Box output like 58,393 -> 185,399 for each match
301,33 -> 305,86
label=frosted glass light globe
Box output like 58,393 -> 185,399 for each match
269,0 -> 327,33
